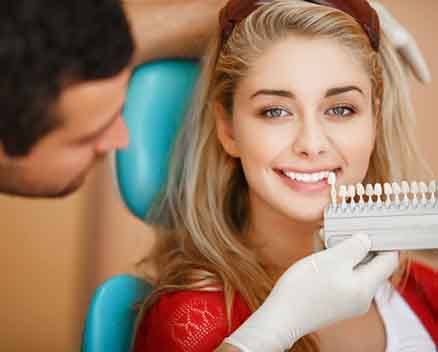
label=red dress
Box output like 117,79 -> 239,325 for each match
397,261 -> 438,344
133,290 -> 251,351
134,262 -> 437,351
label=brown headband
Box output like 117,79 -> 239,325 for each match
219,0 -> 380,51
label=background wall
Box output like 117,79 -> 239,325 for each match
1,1 -> 437,351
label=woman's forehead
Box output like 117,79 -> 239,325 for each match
237,35 -> 371,98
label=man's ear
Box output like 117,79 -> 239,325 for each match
214,102 -> 240,158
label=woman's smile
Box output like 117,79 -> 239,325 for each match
274,168 -> 340,194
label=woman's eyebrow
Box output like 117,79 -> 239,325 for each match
250,86 -> 364,100
325,85 -> 364,97
250,89 -> 295,99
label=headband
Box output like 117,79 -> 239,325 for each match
219,0 -> 380,51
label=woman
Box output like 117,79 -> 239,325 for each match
134,1 -> 435,351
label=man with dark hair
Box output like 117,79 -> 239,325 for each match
0,0 -> 227,197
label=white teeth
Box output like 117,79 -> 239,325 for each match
284,170 -> 332,183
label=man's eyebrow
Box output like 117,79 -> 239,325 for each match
250,89 -> 295,100
325,85 -> 364,97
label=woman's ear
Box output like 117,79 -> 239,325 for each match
214,102 -> 240,157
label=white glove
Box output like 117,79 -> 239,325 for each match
224,233 -> 399,352
370,1 -> 432,83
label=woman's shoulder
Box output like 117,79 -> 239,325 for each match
134,290 -> 251,352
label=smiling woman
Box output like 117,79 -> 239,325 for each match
132,1 -> 434,351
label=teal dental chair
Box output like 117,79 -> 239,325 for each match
81,60 -> 200,352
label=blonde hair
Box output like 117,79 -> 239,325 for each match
140,1 -> 430,351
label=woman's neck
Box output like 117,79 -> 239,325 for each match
246,195 -> 322,278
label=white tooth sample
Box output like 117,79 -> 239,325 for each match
331,187 -> 337,206
419,181 -> 428,205
348,185 -> 356,207
383,182 -> 392,207
328,172 -> 336,186
401,181 -> 410,205
374,183 -> 383,207
429,181 -> 436,203
339,185 -> 348,209
410,181 -> 419,206
356,183 -> 365,206
366,184 -> 374,205
328,171 -> 337,206
392,182 -> 401,205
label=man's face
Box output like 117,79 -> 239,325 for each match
0,67 -> 132,197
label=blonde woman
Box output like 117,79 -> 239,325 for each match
134,1 -> 436,351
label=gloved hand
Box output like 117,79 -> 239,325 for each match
223,233 -> 399,352
370,1 -> 432,83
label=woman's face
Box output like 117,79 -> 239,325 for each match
217,35 -> 376,223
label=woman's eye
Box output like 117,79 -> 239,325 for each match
326,106 -> 355,117
262,107 -> 290,119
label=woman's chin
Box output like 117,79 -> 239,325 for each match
281,201 -> 327,224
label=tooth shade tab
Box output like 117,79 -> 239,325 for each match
384,183 -> 392,206
430,181 -> 437,203
374,183 -> 383,207
401,181 -> 410,195
347,185 -> 356,198
328,171 -> 337,186
419,182 -> 428,204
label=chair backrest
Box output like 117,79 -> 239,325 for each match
81,60 -> 200,352
81,275 -> 153,352
116,59 -> 200,219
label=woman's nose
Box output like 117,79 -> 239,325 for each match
292,118 -> 330,159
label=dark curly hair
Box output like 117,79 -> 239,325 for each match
0,0 -> 134,156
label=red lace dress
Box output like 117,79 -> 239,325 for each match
134,262 -> 437,351
133,290 -> 251,351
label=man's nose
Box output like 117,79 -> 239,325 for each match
292,117 -> 329,159
95,115 -> 130,154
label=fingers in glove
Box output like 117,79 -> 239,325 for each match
329,233 -> 372,267
371,1 -> 432,84
355,251 -> 399,288
399,37 -> 432,83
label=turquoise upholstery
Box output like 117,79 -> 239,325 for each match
81,60 -> 200,352
116,59 -> 200,218
81,275 -> 153,352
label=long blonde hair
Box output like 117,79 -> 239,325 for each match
140,1 -> 430,351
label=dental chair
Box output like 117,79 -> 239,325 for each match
81,59 -> 200,352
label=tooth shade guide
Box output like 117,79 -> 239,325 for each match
324,179 -> 438,251
328,180 -> 438,213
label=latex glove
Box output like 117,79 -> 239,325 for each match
370,1 -> 432,83
224,233 -> 398,352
